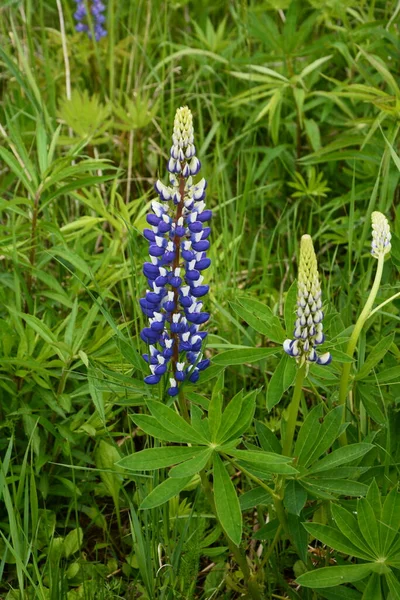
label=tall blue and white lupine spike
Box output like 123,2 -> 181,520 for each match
283,235 -> 331,367
73,0 -> 107,40
140,106 -> 211,397
371,211 -> 391,259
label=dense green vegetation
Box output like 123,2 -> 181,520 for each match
0,0 -> 399,598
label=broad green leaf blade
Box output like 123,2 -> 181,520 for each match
357,498 -> 380,556
304,406 -> 345,467
366,479 -> 382,521
331,504 -> 371,555
239,487 -> 272,511
255,421 -> 281,454
355,333 -> 395,380
216,391 -> 243,444
117,447 -> 205,471
223,389 -> 258,442
212,347 -> 278,366
266,353 -> 296,411
236,297 -> 286,343
131,414 -> 190,444
169,448 -> 213,478
304,523 -> 373,560
307,443 -> 374,475
296,564 -> 374,588
284,480 -> 307,515
362,573 -> 382,600
213,454 -> 242,546
229,450 -> 298,475
295,404 -> 323,465
140,476 -> 192,509
288,512 -> 308,563
305,479 -> 368,497
381,487 -> 400,555
386,570 -> 400,600
146,400 -> 208,444
318,586 -> 362,600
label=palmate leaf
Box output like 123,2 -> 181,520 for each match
301,406 -> 345,468
331,503 -> 371,555
146,400 -> 209,445
357,498 -> 380,556
304,523 -> 374,561
131,414 -> 189,444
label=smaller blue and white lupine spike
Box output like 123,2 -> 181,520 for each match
140,106 -> 211,395
371,211 -> 391,259
283,234 -> 331,367
73,0 -> 107,40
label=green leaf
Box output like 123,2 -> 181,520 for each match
131,414 -> 190,444
63,528 -> 83,558
355,334 -> 395,380
362,573 -> 382,600
266,353 -> 297,411
366,479 -> 382,521
228,449 -> 292,465
331,503 -> 371,555
307,443 -> 374,474
318,587 -> 362,600
304,523 -> 373,560
117,447 -> 205,471
381,487 -> 400,555
213,453 -> 242,546
223,389 -> 258,442
295,404 -> 323,465
88,367 -> 105,422
284,480 -> 307,515
216,391 -> 243,443
212,347 -> 278,366
303,406 -> 345,467
169,448 -> 213,478
304,479 -> 368,497
386,570 -> 400,599
296,564 -> 374,588
94,441 -> 122,504
140,476 -> 192,509
255,421 -> 281,454
239,487 -> 272,511
236,297 -> 286,343
146,400 -> 208,445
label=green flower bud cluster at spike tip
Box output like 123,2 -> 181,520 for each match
140,107 -> 211,397
283,234 -> 332,367
371,211 -> 391,259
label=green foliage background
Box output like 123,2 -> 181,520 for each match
0,0 -> 399,598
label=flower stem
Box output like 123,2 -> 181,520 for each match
282,363 -> 306,457
338,254 -> 385,444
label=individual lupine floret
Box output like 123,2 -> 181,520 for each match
140,106 -> 211,396
73,0 -> 107,40
283,234 -> 331,367
371,211 -> 391,259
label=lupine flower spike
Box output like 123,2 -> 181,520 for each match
140,106 -> 211,397
74,0 -> 107,41
371,211 -> 391,259
283,234 -> 331,368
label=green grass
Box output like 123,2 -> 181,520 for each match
0,0 -> 399,598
